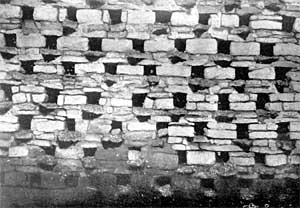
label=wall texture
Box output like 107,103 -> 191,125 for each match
1,0 -> 300,206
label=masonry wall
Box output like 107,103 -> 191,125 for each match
1,0 -> 300,206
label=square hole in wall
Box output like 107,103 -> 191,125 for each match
215,116 -> 234,123
62,62 -> 75,75
171,114 -> 184,122
218,94 -> 229,110
85,92 -> 101,104
83,147 -> 97,157
66,118 -> 76,131
239,14 -> 251,26
4,34 -> 16,47
0,84 -> 12,101
43,54 -> 59,62
216,152 -> 229,163
46,87 -> 60,103
260,43 -> 274,56
45,36 -> 58,50
132,93 -> 147,107
237,124 -> 249,139
1,52 -> 15,60
67,7 -> 77,21
194,122 -> 207,136
108,10 -> 122,25
254,153 -> 265,164
177,151 -> 187,164
282,16 -> 295,33
127,57 -> 144,65
193,28 -> 207,38
152,28 -> 168,36
275,67 -> 291,80
175,39 -> 186,52
21,60 -> 35,74
144,65 -> 156,76
104,63 -> 117,75
82,111 -> 101,120
173,93 -> 187,108
198,13 -> 210,25
22,6 -> 34,20
238,30 -> 250,40
132,39 -> 144,53
218,40 -> 231,54
233,85 -> 245,93
201,178 -> 214,189
235,67 -> 249,80
156,122 -> 169,131
155,11 -> 171,23
41,145 -> 56,156
191,66 -> 205,78
256,93 -> 270,110
111,120 -> 122,131
63,26 -> 76,36
277,122 -> 290,139
18,115 -> 33,130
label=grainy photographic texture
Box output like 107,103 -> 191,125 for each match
0,0 -> 300,207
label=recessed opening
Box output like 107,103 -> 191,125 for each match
218,40 -> 231,54
265,3 -> 281,12
156,122 -> 169,131
101,140 -> 122,149
85,92 -> 101,104
132,93 -> 147,107
85,54 -> 102,62
86,0 -> 105,8
175,39 -> 186,52
46,87 -> 60,103
144,65 -> 156,76
104,63 -> 117,75
22,6 -> 34,20
215,116 -> 234,123
275,67 -> 291,80
108,10 -> 122,25
201,178 -> 214,189
193,28 -> 207,38
4,34 -> 16,47
214,60 -> 232,68
191,66 -> 205,78
111,120 -> 122,131
21,61 -> 35,74
127,57 -> 144,65
132,39 -> 144,53
169,56 -> 186,64
238,178 -> 253,188
173,93 -> 187,108
63,26 -> 76,36
18,115 -> 33,130
216,152 -> 230,163
171,114 -> 184,122
39,105 -> 55,115
83,147 -> 97,157
199,13 -> 210,25
260,173 -> 274,180
41,145 -> 56,156
188,84 -> 209,93
254,153 -> 265,164
256,93 -> 270,110
194,122 -> 207,135
82,111 -> 101,120
155,11 -> 171,23
239,14 -> 251,26
256,57 -> 278,64
277,122 -> 290,139
0,52 -> 15,60
116,174 -> 131,186
66,118 -> 75,131
237,124 -> 249,139
62,62 -> 75,75
177,151 -> 187,164
104,79 -> 116,87
282,16 -> 296,33
260,43 -> 274,56
0,84 -> 12,101
43,54 -> 59,62
64,174 -> 79,187
155,175 -> 171,186
88,38 -> 102,51
218,94 -> 229,110
235,67 -> 249,80
224,3 -> 239,12
136,115 -> 151,122
152,28 -> 168,35
67,7 -> 77,21
233,85 -> 245,93
45,36 -> 58,50
237,30 -> 250,40
275,80 -> 288,93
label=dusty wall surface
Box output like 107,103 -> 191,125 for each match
0,0 -> 300,207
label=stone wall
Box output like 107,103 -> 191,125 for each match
1,0 -> 300,206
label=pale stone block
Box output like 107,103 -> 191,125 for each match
76,9 -> 102,24
186,39 -> 217,54
290,122 -> 300,132
9,146 -> 29,157
196,103 -> 218,111
32,94 -> 47,103
0,33 -> 5,47
283,102 -> 300,111
75,63 -> 105,75
127,122 -> 156,131
144,39 -> 174,52
64,95 -> 87,105
154,98 -> 174,109
31,119 -> 65,132
16,33 -> 46,48
156,65 -> 191,77
249,68 -> 275,80
168,125 -> 194,137
0,5 -> 22,18
229,94 -> 250,102
33,5 -> 58,21
57,37 -> 89,51
33,65 -> 57,74
171,11 -> 199,26
230,102 -> 256,111
204,67 -> 235,79
102,39 -> 132,52
274,43 -> 300,56
127,10 -> 155,24
12,93 -> 27,103
117,65 -> 144,75
111,98 -> 132,107
0,122 -> 19,132
186,151 -> 215,165
222,14 -> 239,27
250,20 -> 282,30
249,131 -> 277,139
231,157 -> 255,166
230,42 -> 260,56
206,129 -> 237,139
265,154 -> 287,167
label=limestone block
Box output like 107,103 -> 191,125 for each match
156,65 -> 191,77
171,11 -> 199,26
265,154 -> 287,167
186,151 -> 215,165
127,122 -> 156,131
250,20 -> 282,30
64,95 -> 87,105
249,131 -> 277,139
75,63 -> 105,75
16,33 -> 46,48
102,39 -> 132,52
274,43 -> 300,56
230,102 -> 256,111
0,33 -> 5,47
12,93 -> 27,103
186,39 -> 218,54
0,122 -> 19,132
33,5 -> 58,21
31,119 -> 65,132
293,18 -> 300,32
37,22 -> 63,36
283,102 -> 300,111
117,65 -> 144,75
222,14 -> 239,27
168,125 -> 194,137
33,65 -> 57,74
205,129 -> 237,139
265,102 -> 282,111
229,94 -> 250,102
111,98 -> 132,107
249,68 -> 275,80
9,146 -> 29,157
55,146 -> 84,159
76,9 -> 103,24
187,94 -> 205,102
196,103 -> 218,111
230,157 -> 255,166
0,5 -> 22,18
32,94 -> 47,103
127,10 -> 155,24
57,37 -> 89,51
204,67 -> 235,79
144,39 -> 174,52
290,122 -> 300,132
230,42 -> 260,56
154,98 -> 174,109
168,137 -> 183,144
149,152 -> 178,170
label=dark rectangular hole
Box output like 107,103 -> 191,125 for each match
132,93 -> 147,107
188,84 -> 209,93
39,105 -> 55,115
116,174 -> 131,185
128,146 -> 141,151
175,39 -> 186,52
215,116 -> 234,123
43,54 -> 59,62
199,13 -> 210,25
41,145 -> 56,156
45,36 -> 58,50
275,67 -> 291,80
67,7 -> 77,21
1,52 -> 16,60
256,93 -> 270,110
86,0 -> 105,8
153,28 -> 168,35
63,26 -> 76,36
104,63 -> 117,74
282,16 -> 296,33
127,57 -> 144,65
191,66 -> 205,78
235,67 -> 249,80
155,176 -> 171,186
239,14 -> 251,26
254,153 -> 265,164
201,178 -> 214,189
111,120 -> 122,130
216,152 -> 230,163
178,151 -> 187,164
214,60 -> 232,68
218,94 -> 230,110
85,54 -> 101,62
22,6 -> 34,20
132,39 -> 144,53
194,122 -> 207,135
4,34 -> 16,47
193,28 -> 207,38
18,115 -> 33,130
136,115 -> 151,122
21,61 -> 35,74
171,114 -> 184,122
173,93 -> 187,108
0,84 -> 12,101
46,88 -> 60,103
144,65 -> 156,75
224,3 -> 239,12
218,40 -> 231,54
155,11 -> 171,23
237,124 -> 249,139
83,148 -> 97,157
58,140 -> 74,149
260,43 -> 274,56
233,85 -> 245,93
82,111 -> 101,120
169,56 -> 186,64
85,92 -> 101,104
102,140 -> 122,149
277,122 -> 289,134
156,122 -> 169,131
108,10 -> 122,25
66,119 -> 75,131
62,62 -> 75,75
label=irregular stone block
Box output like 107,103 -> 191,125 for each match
0,5 -> 22,18
196,103 -> 218,111
171,11 -> 199,26
127,10 -> 155,24
0,122 -> 19,132
230,157 -> 255,166
249,131 -> 277,139
12,93 -> 27,103
205,129 -> 237,139
290,122 -> 300,132
230,102 -> 256,111
154,98 -> 174,109
265,154 -> 287,167
75,63 -> 105,75
293,18 -> 300,32
9,146 -> 29,157
16,33 -> 46,48
58,95 -> 87,105
186,39 -> 217,54
117,65 -> 144,75
76,9 -> 103,24
127,122 -> 156,131
229,94 -> 250,102
204,67 -> 235,79
250,20 -> 282,30
230,42 -> 260,56
274,43 -> 300,56
144,39 -> 174,52
283,102 -> 300,111
149,152 -> 178,170
249,68 -> 275,80
200,144 -> 242,152
222,14 -> 239,27
156,65 -> 191,77
57,37 -> 89,51
102,39 -> 132,52
55,146 -> 84,159
33,5 -> 58,21
31,119 -> 65,132
168,125 -> 194,137
0,33 -> 5,47
111,98 -> 132,107
186,151 -> 215,165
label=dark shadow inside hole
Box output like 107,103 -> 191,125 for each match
156,122 -> 169,131
152,28 -> 168,35
39,105 -> 55,115
191,66 -> 205,78
21,60 -> 35,74
237,124 -> 249,139
155,176 -> 172,186
256,93 -> 270,110
277,122 -> 289,134
101,140 -> 122,149
194,122 -> 207,135
46,87 -> 60,103
66,118 -> 75,131
216,152 -> 230,163
233,139 -> 251,152
215,116 -> 234,123
89,38 -> 102,51
85,54 -> 101,62
127,57 -> 144,65
188,84 -> 209,93
193,28 -> 206,38
155,11 -> 171,23
254,153 -> 265,164
86,0 -> 105,8
85,92 -> 101,104
63,26 -> 76,36
132,93 -> 147,107
169,56 -> 186,64
0,84 -> 12,101
260,43 -> 274,56
116,174 -> 131,185
218,40 -> 231,54
58,141 -> 74,149
173,93 -> 187,108
62,62 -> 75,75
175,39 -> 186,52
136,115 -> 151,122
82,111 -> 101,120
170,114 -> 184,122
111,120 -> 122,130
239,14 -> 251,26
214,60 -> 232,68
104,79 -> 116,87
199,13 -> 210,25
67,7 -> 77,21
201,178 -> 214,189
18,115 -> 33,130
108,10 -> 122,25
1,52 -> 15,60
177,150 -> 187,164
233,85 -> 245,93
218,94 -> 230,110
238,31 -> 250,40
43,54 -> 59,62
41,145 -> 56,156
132,39 -> 144,53
275,67 -> 291,80
83,148 -> 97,157
144,65 -> 156,76
282,15 -> 296,32
104,63 -> 117,74
22,6 -> 34,20
4,34 -> 16,47
224,3 -> 239,12
45,36 -> 58,50
128,146 -> 141,151
235,67 -> 249,80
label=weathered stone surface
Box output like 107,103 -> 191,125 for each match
265,154 -> 287,167
168,124 -> 194,137
230,42 -> 260,56
274,43 -> 300,56
75,63 -> 105,75
76,9 -> 103,24
248,68 -> 275,80
57,37 -> 89,51
102,39 -> 132,52
33,5 -> 58,21
127,122 -> 156,131
31,119 -> 65,132
149,152 -> 178,170
127,10 -> 155,24
186,151 -> 215,165
204,67 -> 235,79
0,5 -> 22,18
250,20 -> 282,30
230,157 -> 255,166
186,39 -> 218,54
144,39 -> 174,52
249,131 -> 277,139
154,98 -> 174,109
8,146 -> 29,157
205,129 -> 237,139
117,65 -> 144,75
171,11 -> 199,26
156,65 -> 191,77
16,33 -> 46,48
222,14 -> 239,27
230,102 -> 256,111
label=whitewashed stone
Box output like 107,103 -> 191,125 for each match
127,10 -> 155,24
186,39 -> 218,54
230,42 -> 260,56
265,154 -> 287,166
186,151 -> 215,165
76,9 -> 103,24
117,65 -> 144,75
9,146 -> 29,157
102,39 -> 132,52
57,37 -> 89,51
33,5 -> 58,21
156,65 -> 191,77
16,33 -> 46,48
